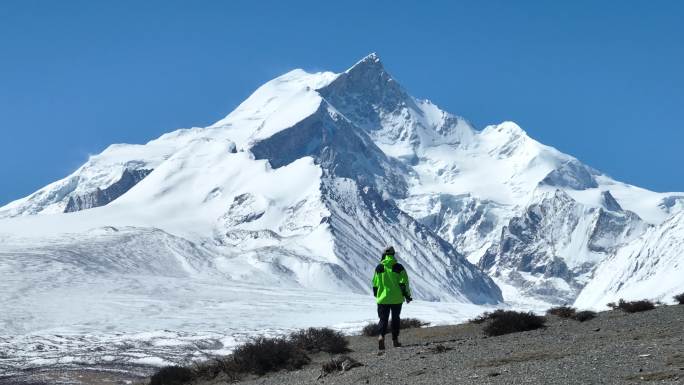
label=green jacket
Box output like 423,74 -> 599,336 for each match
372,255 -> 412,304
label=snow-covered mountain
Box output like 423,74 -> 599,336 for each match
574,210 -> 684,308
1,53 -> 683,327
479,189 -> 648,304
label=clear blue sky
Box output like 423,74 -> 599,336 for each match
1,0 -> 682,205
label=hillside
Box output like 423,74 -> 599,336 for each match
184,304 -> 684,385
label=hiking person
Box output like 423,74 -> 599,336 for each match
371,246 -> 412,350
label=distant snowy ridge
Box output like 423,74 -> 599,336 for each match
1,53 -> 683,338
574,210 -> 684,308
479,189 -> 648,304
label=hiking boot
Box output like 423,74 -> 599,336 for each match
378,336 -> 385,350
392,338 -> 402,348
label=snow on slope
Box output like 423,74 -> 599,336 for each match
210,69 -> 338,146
320,177 -> 500,303
0,69 -> 337,219
0,135 -> 185,217
0,221 -> 500,375
397,193 -> 509,265
479,189 -> 649,303
0,146 -> 368,295
574,210 -> 684,309
319,53 -> 475,163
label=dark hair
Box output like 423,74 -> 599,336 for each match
383,246 -> 395,257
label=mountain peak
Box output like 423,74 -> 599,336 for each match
317,53 -> 410,130
360,52 -> 381,63
347,52 -> 383,72
342,52 -> 390,81
601,190 -> 623,212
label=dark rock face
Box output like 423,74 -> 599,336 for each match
420,194 -> 498,240
659,195 -> 684,211
405,193 -> 505,259
479,189 -> 645,304
479,193 -> 576,282
601,190 -> 623,212
320,177 -> 503,304
540,160 -> 599,190
64,169 -> 152,213
587,208 -> 643,253
250,105 -> 410,198
317,53 -> 415,133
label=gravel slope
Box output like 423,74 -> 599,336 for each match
213,305 -> 684,385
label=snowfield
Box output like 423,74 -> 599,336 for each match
0,243 -> 496,376
1,53 -> 683,376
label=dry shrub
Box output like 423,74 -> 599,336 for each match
615,299 -> 656,313
361,318 -> 428,337
480,310 -> 546,337
572,310 -> 597,322
149,366 -> 193,385
401,318 -> 429,329
546,306 -> 576,318
361,322 -> 378,337
232,336 -> 310,375
673,293 -> 684,305
469,311 -> 496,324
290,327 -> 349,354
150,334 -> 312,383
191,357 -> 241,382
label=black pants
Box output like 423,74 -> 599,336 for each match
377,303 -> 402,339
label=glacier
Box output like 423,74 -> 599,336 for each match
1,53 -> 683,376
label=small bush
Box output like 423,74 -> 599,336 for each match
546,306 -> 576,319
191,358 -> 241,382
481,310 -> 546,337
572,310 -> 597,322
400,318 -> 429,329
361,318 -> 428,337
674,293 -> 684,305
321,355 -> 362,374
290,327 -> 349,354
232,337 -> 310,375
469,311 -> 495,324
361,322 -> 378,337
149,366 -> 193,385
615,299 -> 656,313
150,330 -> 323,383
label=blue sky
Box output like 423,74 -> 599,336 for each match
1,0 -> 682,205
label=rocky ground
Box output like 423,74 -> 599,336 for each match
3,305 -> 683,385
207,305 -> 684,385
